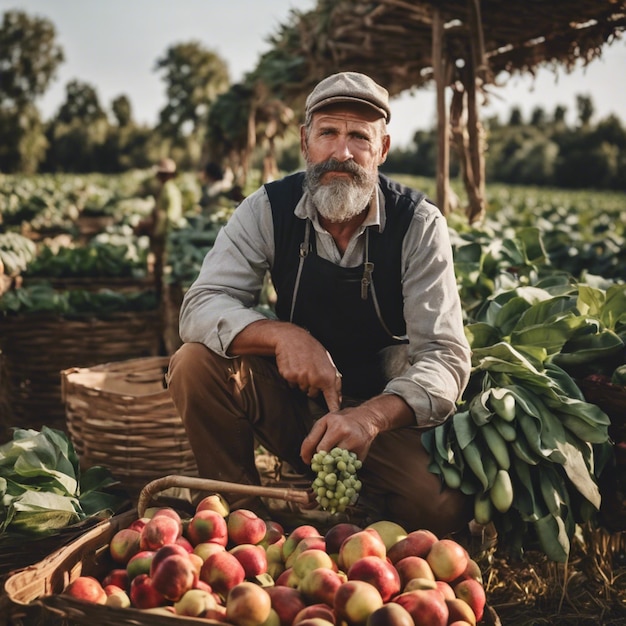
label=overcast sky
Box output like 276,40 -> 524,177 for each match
5,0 -> 626,148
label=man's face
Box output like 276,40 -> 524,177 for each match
301,104 -> 390,223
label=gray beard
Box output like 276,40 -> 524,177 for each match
305,159 -> 377,223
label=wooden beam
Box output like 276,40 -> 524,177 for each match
431,7 -> 449,216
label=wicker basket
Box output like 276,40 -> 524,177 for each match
0,311 -> 161,442
61,358 -> 198,500
3,475 -> 501,626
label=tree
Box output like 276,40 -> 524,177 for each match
0,9 -> 64,171
111,95 -> 133,127
0,10 -> 64,108
576,94 -> 594,127
155,41 -> 229,140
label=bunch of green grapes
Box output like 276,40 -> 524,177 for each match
310,447 -> 362,514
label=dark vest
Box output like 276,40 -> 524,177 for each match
265,172 -> 425,398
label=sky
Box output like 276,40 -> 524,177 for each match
5,0 -> 626,148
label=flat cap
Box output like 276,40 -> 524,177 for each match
305,72 -> 391,123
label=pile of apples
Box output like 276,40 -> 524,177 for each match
62,494 -> 487,626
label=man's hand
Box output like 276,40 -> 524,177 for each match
228,319 -> 342,412
300,394 -> 415,464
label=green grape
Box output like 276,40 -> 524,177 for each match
310,447 -> 362,514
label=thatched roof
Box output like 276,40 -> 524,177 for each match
262,0 -> 625,221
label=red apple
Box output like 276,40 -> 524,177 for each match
229,543 -> 268,578
152,507 -> 183,534
140,514 -> 181,551
274,566 -> 300,589
298,567 -> 344,606
227,509 -> 267,546
109,528 -> 141,565
454,578 -> 486,622
292,548 -> 334,580
324,522 -> 362,555
365,521 -> 407,551
338,529 -> 386,572
266,542 -> 286,580
194,541 -> 226,562
266,585 -> 307,626
226,581 -> 272,626
200,549 -> 246,596
150,543 -> 191,577
285,535 -> 327,569
395,555 -> 435,589
387,529 -> 438,564
435,580 -> 455,601
129,573 -> 166,609
366,602 -> 414,626
127,517 -> 149,532
426,539 -> 469,582
404,577 -> 438,592
151,553 -> 197,601
102,568 -> 129,591
393,588 -> 449,626
260,520 -> 286,548
126,550 -> 155,580
175,535 -> 194,553
63,576 -> 107,604
187,509 -> 229,547
281,525 -> 321,562
347,555 -> 401,602
334,580 -> 383,624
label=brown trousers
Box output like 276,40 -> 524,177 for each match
167,342 -> 471,536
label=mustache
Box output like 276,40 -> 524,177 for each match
305,158 -> 370,188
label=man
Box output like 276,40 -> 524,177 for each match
168,72 -> 472,536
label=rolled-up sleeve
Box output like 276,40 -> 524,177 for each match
384,201 -> 471,426
178,188 -> 275,355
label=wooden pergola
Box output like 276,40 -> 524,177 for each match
263,0 -> 625,222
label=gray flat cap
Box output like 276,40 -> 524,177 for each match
305,72 -> 391,123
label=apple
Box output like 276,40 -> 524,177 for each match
175,535 -> 194,553
274,566 -> 300,589
196,493 -> 230,517
150,543 -> 191,577
202,604 -> 229,621
266,585 -> 307,626
227,508 -> 267,546
187,509 -> 229,547
324,522 -> 362,555
334,580 -> 383,624
426,539 -> 469,582
151,553 -> 198,601
126,550 -> 155,580
109,528 -> 141,565
366,602 -> 414,626
285,535 -> 327,569
127,517 -> 149,533
454,578 -> 486,622
294,619 -> 335,626
152,507 -> 183,534
393,588 -> 449,626
104,584 -> 131,608
194,541 -> 227,562
102,568 -> 129,591
140,514 -> 181,551
200,549 -> 246,596
347,555 -> 401,602
281,525 -> 321,562
387,529 -> 438,564
395,555 -> 435,589
293,603 -> 337,624
174,588 -> 218,616
229,543 -> 268,578
435,580 -> 455,601
260,520 -> 286,548
63,576 -> 107,604
266,542 -> 286,580
365,521 -> 407,551
338,529 -> 386,572
292,548 -> 334,580
452,557 -> 483,585
129,573 -> 166,609
226,581 -> 272,626
298,567 -> 344,606
403,577 -> 438,592
446,597 -> 477,626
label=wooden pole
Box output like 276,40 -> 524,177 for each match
431,7 -> 449,216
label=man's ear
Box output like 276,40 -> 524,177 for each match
300,125 -> 308,158
379,133 -> 391,165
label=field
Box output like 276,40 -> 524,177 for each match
0,171 -> 625,625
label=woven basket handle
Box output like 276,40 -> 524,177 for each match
137,475 -> 312,517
